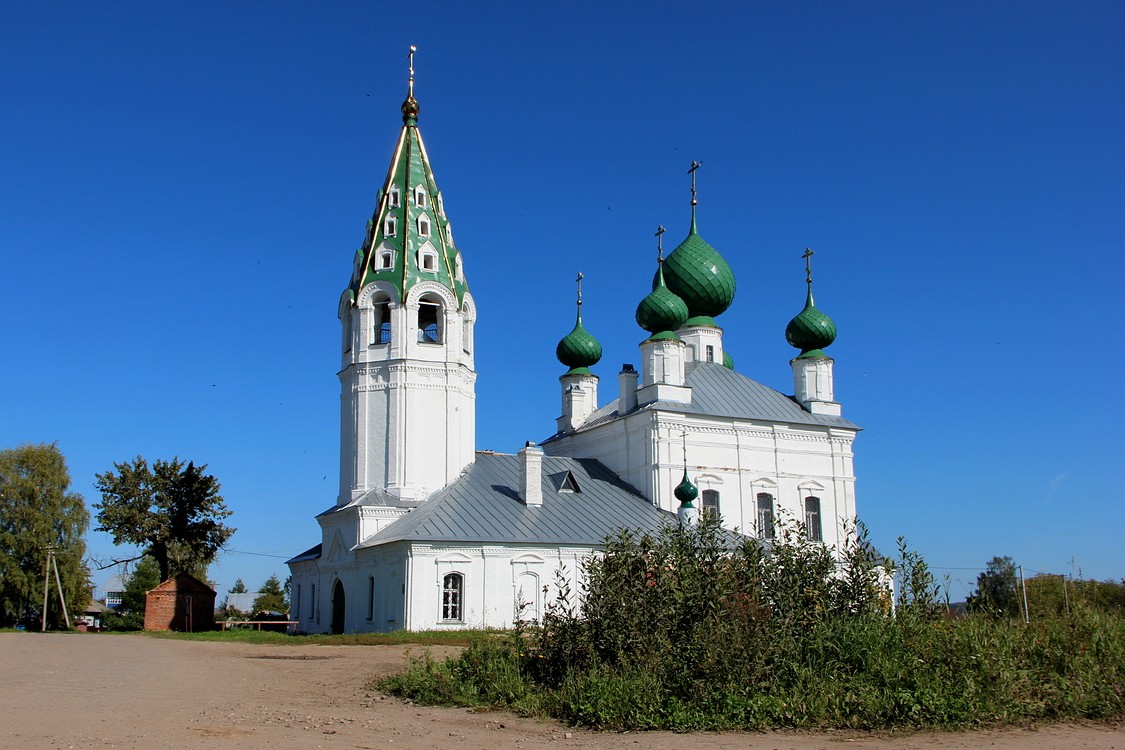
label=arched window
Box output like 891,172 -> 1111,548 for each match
343,310 -> 353,354
384,216 -> 397,237
367,576 -> 375,621
804,496 -> 822,542
702,489 -> 720,517
442,573 -> 463,621
294,584 -> 301,620
388,187 -> 400,207
418,215 -> 431,238
379,250 -> 394,270
372,295 -> 392,345
417,295 -> 442,344
756,493 -> 775,540
414,185 -> 428,207
310,584 -> 316,621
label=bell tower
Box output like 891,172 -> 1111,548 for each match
337,48 -> 476,506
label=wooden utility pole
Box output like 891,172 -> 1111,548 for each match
39,546 -> 71,631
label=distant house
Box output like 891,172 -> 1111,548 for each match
76,600 -> 109,631
143,574 -> 216,632
102,574 -> 128,608
222,592 -> 257,616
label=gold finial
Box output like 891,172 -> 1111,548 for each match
576,272 -> 584,307
655,225 -> 666,262
802,247 -> 815,286
408,45 -> 417,97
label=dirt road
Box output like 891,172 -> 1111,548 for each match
0,633 -> 1120,749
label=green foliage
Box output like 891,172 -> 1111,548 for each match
102,556 -> 160,630
381,519 -> 1125,731
229,578 -> 248,594
0,443 -> 91,628
1025,574 -> 1125,619
94,457 -> 234,581
967,556 -> 1021,619
252,574 -> 288,614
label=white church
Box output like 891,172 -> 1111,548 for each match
287,58 -> 860,634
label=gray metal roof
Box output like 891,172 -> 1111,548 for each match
544,361 -> 859,442
358,452 -> 675,548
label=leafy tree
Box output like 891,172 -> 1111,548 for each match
252,574 -> 288,614
102,555 -> 160,630
0,443 -> 91,628
94,457 -> 234,582
967,555 -> 1020,618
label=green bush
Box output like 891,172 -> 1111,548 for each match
381,518 -> 1125,730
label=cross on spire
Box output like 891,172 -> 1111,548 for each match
655,225 -> 666,262
802,247 -> 815,286
681,430 -> 689,465
687,160 -> 702,207
408,45 -> 417,97
575,271 -> 584,307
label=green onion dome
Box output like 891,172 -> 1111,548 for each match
722,351 -> 734,370
636,263 -> 690,334
662,223 -> 736,319
674,468 -> 699,506
556,310 -> 603,373
785,286 -> 837,358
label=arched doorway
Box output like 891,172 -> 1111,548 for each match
331,580 -> 346,634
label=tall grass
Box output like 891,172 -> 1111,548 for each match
381,517 -> 1125,730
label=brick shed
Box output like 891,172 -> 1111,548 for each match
144,573 -> 216,632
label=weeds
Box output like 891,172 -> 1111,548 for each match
380,517 -> 1125,730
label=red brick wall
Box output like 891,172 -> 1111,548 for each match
143,581 -> 216,632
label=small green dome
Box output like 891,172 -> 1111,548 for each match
674,468 -> 698,506
722,351 -> 734,370
556,313 -> 602,371
662,227 -> 736,319
636,265 -> 689,334
785,287 -> 837,357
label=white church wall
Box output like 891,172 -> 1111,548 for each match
545,409 -> 858,556
402,543 -> 591,631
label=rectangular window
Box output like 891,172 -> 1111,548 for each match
804,496 -> 823,542
367,577 -> 375,621
442,573 -> 463,621
757,493 -> 775,540
702,489 -> 720,516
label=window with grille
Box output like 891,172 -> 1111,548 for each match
757,493 -> 775,539
442,573 -> 463,621
804,496 -> 822,542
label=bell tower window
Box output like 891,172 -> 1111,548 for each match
417,295 -> 443,344
418,215 -> 431,238
379,250 -> 394,270
384,216 -> 397,237
414,185 -> 428,207
388,187 -> 400,207
372,295 -> 392,345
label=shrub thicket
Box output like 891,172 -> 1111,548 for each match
381,518 -> 1125,730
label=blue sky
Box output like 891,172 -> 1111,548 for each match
3,2 -> 1122,601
